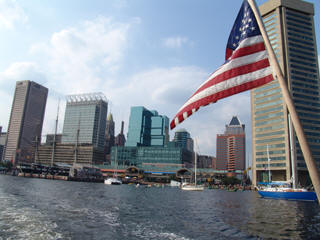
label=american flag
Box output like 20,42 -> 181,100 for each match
170,0 -> 274,130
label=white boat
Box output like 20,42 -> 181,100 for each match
170,180 -> 181,187
181,147 -> 204,191
104,147 -> 122,185
104,177 -> 122,185
181,182 -> 204,191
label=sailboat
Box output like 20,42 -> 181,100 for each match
181,150 -> 204,191
257,144 -> 317,201
104,147 -> 122,185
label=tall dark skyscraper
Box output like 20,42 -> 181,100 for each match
115,121 -> 126,147
104,113 -> 115,162
4,80 -> 48,164
251,0 -> 319,185
216,116 -> 246,173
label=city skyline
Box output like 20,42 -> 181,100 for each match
0,0 -> 319,157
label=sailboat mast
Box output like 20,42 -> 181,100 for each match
74,116 -> 80,164
195,151 -> 197,185
51,100 -> 60,167
288,114 -> 297,189
114,147 -> 118,177
267,145 -> 271,183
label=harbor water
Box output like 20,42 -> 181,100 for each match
0,174 -> 320,240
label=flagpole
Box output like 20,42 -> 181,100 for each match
248,0 -> 320,203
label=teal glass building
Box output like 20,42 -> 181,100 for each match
126,106 -> 169,147
111,106 -> 192,168
110,144 -> 193,168
62,93 -> 108,150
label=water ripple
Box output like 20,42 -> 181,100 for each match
1,175 -> 320,240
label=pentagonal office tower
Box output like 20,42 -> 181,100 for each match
251,0 -> 319,186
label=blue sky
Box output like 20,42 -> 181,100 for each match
0,0 -> 319,158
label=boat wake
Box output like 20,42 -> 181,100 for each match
0,190 -> 64,240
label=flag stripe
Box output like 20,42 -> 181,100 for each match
226,35 -> 263,60
229,42 -> 266,60
176,67 -> 273,117
196,48 -> 269,93
192,57 -> 270,97
177,49 -> 271,114
170,74 -> 273,129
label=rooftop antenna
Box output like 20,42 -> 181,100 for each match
51,99 -> 60,167
74,114 -> 81,164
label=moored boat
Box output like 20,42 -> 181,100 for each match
170,180 -> 181,187
257,145 -> 317,202
105,147 -> 122,185
181,145 -> 204,191
104,177 -> 122,185
181,183 -> 204,191
258,186 -> 317,201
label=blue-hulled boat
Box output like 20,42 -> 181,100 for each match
257,144 -> 317,202
257,182 -> 317,201
258,187 -> 317,201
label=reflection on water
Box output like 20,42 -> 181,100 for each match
0,175 -> 319,240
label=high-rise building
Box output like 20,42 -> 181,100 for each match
45,134 -> 62,145
61,93 -> 108,150
105,113 -> 115,154
251,0 -> 319,185
126,106 -> 169,147
0,126 -> 3,161
4,81 -> 48,164
0,131 -> 6,147
198,155 -> 215,169
216,116 -> 246,172
173,128 -> 194,152
115,121 -> 126,146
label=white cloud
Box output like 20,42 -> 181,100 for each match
163,36 -> 190,48
1,62 -> 46,84
105,66 -> 207,115
23,16 -> 140,138
0,0 -> 28,30
30,16 -> 139,94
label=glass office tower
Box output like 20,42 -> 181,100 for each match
126,106 -> 169,147
62,93 -> 108,150
251,0 -> 319,186
173,129 -> 194,152
4,80 -> 48,164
